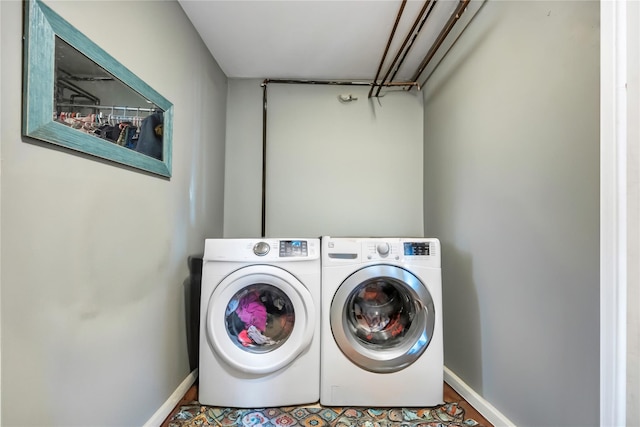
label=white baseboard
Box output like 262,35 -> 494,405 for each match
444,366 -> 516,427
143,369 -> 198,427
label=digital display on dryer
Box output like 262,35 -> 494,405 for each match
404,242 -> 430,256
279,240 -> 308,257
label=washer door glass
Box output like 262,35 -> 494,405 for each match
331,265 -> 435,373
207,265 -> 315,375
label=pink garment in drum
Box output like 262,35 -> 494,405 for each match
236,292 -> 268,331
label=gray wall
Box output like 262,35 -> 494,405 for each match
265,84 -> 423,238
223,79 -> 264,238
224,81 -> 424,238
0,1 -> 227,425
422,1 -> 600,426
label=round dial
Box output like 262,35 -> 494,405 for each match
376,242 -> 390,256
253,241 -> 270,256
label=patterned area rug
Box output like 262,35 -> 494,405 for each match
167,401 -> 482,426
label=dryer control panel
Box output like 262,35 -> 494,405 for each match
253,239 -> 314,258
278,240 -> 308,257
204,238 -> 319,262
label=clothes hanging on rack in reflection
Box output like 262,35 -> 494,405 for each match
102,114 -> 145,127
56,112 -> 100,135
116,122 -> 138,149
55,106 -> 154,150
135,111 -> 163,160
95,123 -> 120,140
54,104 -> 163,158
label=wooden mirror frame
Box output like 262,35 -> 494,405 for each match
22,0 -> 173,178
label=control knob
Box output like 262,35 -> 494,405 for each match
376,242 -> 390,256
253,241 -> 270,256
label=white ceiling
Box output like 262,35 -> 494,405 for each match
177,0 -> 476,84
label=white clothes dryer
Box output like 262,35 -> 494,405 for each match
199,238 -> 320,407
321,237 -> 443,407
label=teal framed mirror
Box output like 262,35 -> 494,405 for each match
22,0 -> 173,178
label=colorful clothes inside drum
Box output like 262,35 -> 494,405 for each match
225,285 -> 295,351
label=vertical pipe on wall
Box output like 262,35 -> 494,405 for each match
261,80 -> 268,238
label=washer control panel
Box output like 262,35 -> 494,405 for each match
362,240 -> 435,261
322,237 -> 440,267
403,242 -> 431,256
363,242 -> 401,261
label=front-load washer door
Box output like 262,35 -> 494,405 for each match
206,265 -> 316,375
330,264 -> 435,373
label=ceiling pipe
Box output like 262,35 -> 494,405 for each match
265,79 -> 370,86
385,0 -> 438,86
368,0 -> 408,99
409,0 -> 471,85
262,78 -> 417,88
374,0 -> 435,98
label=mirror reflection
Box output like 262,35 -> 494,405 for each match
54,37 -> 164,161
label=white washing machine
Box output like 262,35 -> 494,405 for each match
321,237 -> 443,407
199,238 -> 320,407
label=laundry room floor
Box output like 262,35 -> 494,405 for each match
161,381 -> 493,427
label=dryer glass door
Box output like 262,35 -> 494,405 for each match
331,265 -> 435,373
225,283 -> 294,352
206,265 -> 315,375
